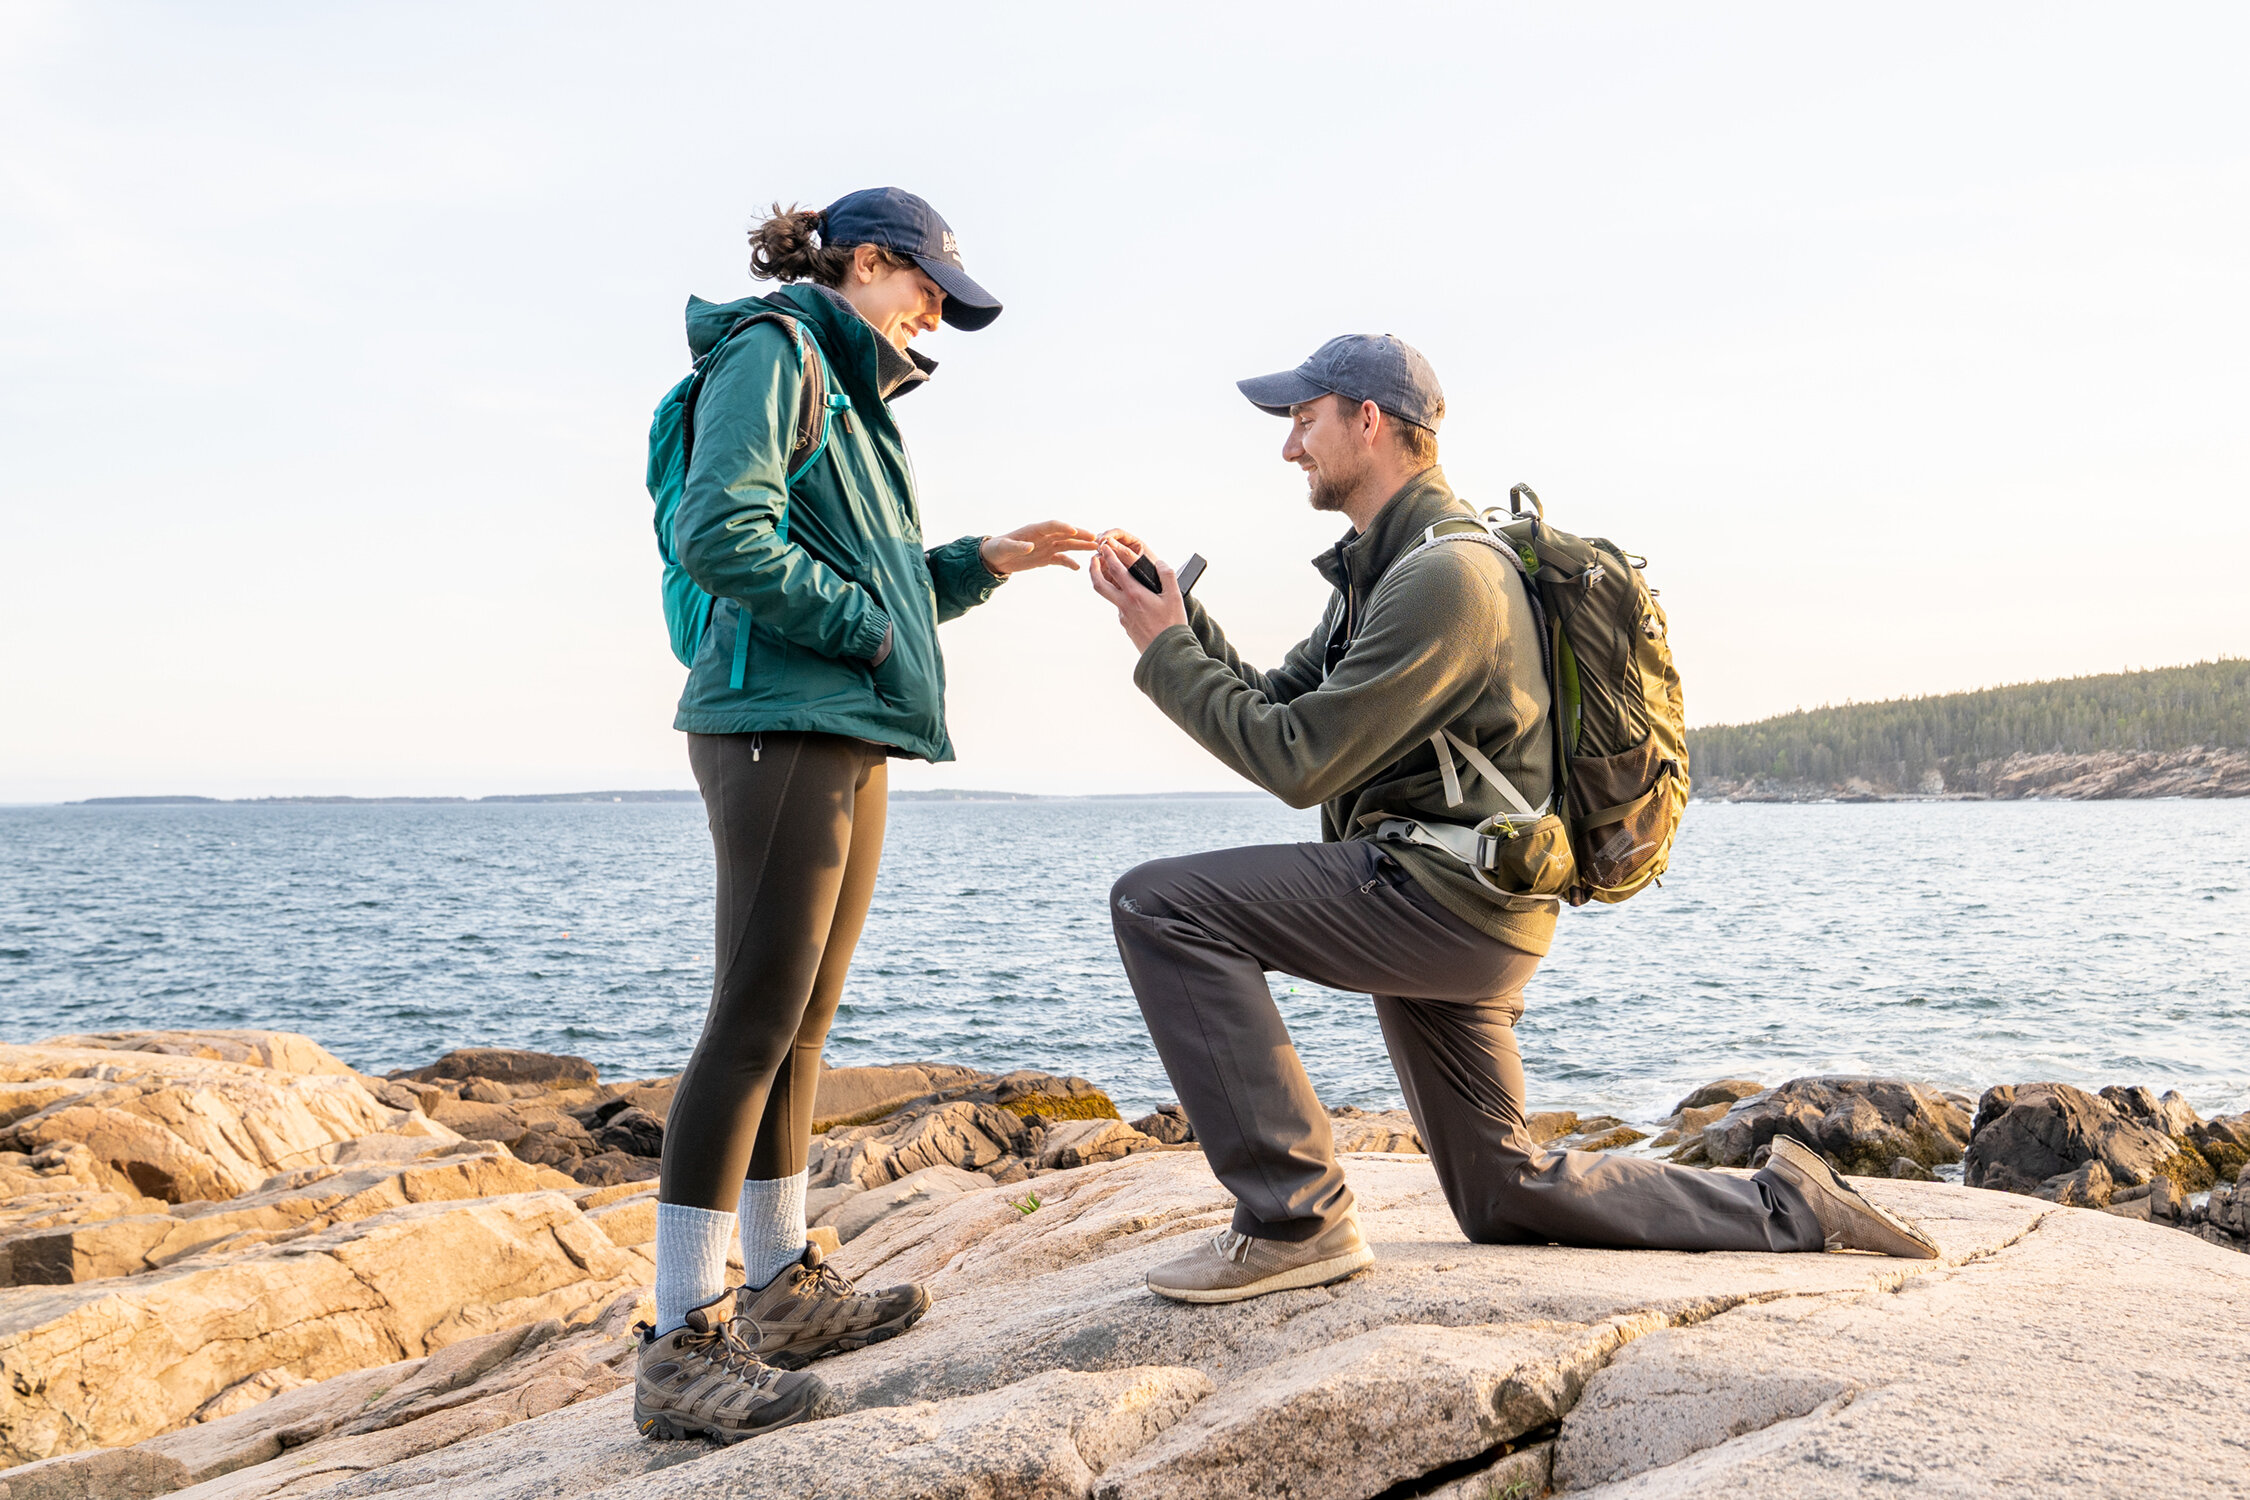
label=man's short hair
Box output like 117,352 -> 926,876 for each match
1334,392 -> 1438,465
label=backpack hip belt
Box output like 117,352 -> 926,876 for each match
1366,814 -> 1564,903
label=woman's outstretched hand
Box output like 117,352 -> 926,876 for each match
980,521 -> 1101,575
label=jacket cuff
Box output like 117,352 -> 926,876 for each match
1131,624 -> 1201,700
850,606 -> 894,666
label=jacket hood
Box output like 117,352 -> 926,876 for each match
685,293 -> 766,360
683,286 -> 935,405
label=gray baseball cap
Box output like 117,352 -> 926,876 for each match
1237,334 -> 1444,431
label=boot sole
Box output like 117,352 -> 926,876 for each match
634,1385 -> 837,1443
758,1293 -> 933,1371
1767,1138 -> 1941,1259
1147,1244 -> 1376,1304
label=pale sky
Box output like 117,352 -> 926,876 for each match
3,2 -> 2245,801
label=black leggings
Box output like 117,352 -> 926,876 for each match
662,731 -> 888,1210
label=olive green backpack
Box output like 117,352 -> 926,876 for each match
1490,484 -> 1689,904
1396,485 -> 1689,906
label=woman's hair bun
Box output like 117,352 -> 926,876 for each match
750,203 -> 850,285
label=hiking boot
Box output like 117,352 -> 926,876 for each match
734,1242 -> 931,1370
1146,1213 -> 1374,1304
633,1288 -> 834,1442
1761,1136 -> 1942,1259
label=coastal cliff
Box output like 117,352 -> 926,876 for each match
1687,659 -> 2249,801
1694,744 -> 2250,802
4,1031 -> 2246,1498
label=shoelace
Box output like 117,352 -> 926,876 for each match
1211,1229 -> 1255,1264
798,1260 -> 860,1300
682,1323 -> 779,1389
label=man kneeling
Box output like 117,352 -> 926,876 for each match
1087,334 -> 1939,1304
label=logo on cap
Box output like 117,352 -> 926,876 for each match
940,230 -> 960,262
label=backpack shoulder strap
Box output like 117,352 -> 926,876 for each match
689,310 -> 851,486
1386,515 -> 1550,816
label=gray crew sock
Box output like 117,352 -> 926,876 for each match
738,1171 -> 809,1291
653,1202 -> 735,1336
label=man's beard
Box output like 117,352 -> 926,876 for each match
1305,457 -> 1363,513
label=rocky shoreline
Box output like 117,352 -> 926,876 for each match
3,1030 -> 2246,1498
1692,743 -> 2250,802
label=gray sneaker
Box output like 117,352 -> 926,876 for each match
734,1242 -> 931,1370
633,1288 -> 835,1443
1761,1136 -> 1941,1259
1146,1213 -> 1374,1304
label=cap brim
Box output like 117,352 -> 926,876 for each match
1236,370 -> 1334,416
914,255 -> 1002,331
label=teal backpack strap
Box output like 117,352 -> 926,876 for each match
782,326 -> 851,495
730,609 -> 752,691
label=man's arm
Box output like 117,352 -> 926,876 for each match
1127,548 -> 1509,809
1180,596 -> 1331,705
673,326 -> 890,664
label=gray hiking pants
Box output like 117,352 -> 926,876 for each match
1110,840 -> 1823,1251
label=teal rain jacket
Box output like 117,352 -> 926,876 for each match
671,284 -> 1004,760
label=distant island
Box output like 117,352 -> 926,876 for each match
68,789 -> 1269,807
72,790 -> 706,806
66,661 -> 2245,809
1689,659 -> 2248,801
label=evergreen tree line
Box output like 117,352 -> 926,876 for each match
1687,659 -> 2248,787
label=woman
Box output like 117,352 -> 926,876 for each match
636,187 -> 1095,1443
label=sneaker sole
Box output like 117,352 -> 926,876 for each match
1768,1138 -> 1941,1259
757,1293 -> 933,1371
633,1385 -> 837,1443
1147,1244 -> 1376,1305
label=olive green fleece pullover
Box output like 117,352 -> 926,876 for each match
1131,468 -> 1560,956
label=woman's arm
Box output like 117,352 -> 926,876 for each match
926,536 -> 1004,623
928,521 -> 1099,623
673,324 -> 891,664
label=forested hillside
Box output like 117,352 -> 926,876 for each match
1688,660 -> 2247,795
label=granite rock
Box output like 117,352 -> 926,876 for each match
1700,1076 -> 1971,1176
1131,1106 -> 1195,1145
807,1063 -> 985,1130
41,1033 -> 360,1079
0,1190 -> 643,1465
1964,1081 -> 2213,1196
393,1051 -> 600,1090
30,1132 -> 2250,1499
1327,1107 -> 1422,1154
1549,1199 -> 2250,1496
1667,1080 -> 1763,1115
1037,1118 -> 1163,1171
0,1144 -> 571,1285
816,1164 -> 993,1245
0,1045 -> 457,1205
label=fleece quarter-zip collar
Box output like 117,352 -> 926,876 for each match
1312,465 -> 1459,604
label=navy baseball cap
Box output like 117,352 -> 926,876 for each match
1237,334 -> 1444,431
821,187 -> 1002,331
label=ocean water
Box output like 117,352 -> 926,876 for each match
1,798 -> 2244,1125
